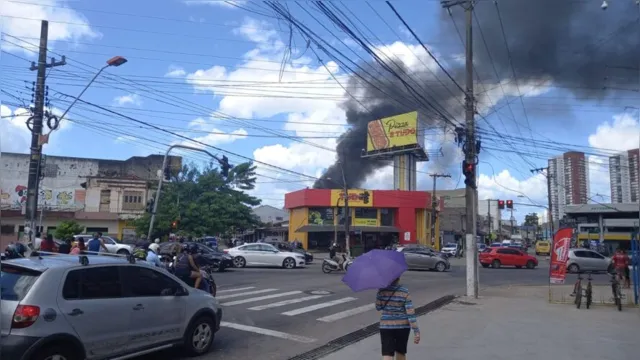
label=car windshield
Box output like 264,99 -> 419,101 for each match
1,264 -> 42,301
195,243 -> 220,254
444,243 -> 457,248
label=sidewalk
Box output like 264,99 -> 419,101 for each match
318,286 -> 638,360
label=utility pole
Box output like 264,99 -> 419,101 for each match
24,20 -> 66,241
429,173 -> 451,248
510,207 -> 514,235
486,199 -> 493,241
531,167 -> 554,240
442,0 -> 477,298
340,156 -> 351,258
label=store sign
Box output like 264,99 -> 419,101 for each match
366,111 -> 419,152
353,218 -> 378,226
330,189 -> 373,207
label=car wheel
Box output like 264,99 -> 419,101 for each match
32,344 -> 80,360
117,249 -> 129,255
515,266 -> 522,269
217,263 -> 225,272
526,260 -> 536,269
435,262 -> 446,272
568,264 -> 580,273
184,316 -> 215,356
491,260 -> 501,269
233,256 -> 246,268
282,257 -> 296,269
481,264 -> 489,268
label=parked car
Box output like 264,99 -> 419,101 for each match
402,244 -> 449,258
479,247 -> 538,269
566,249 -> 612,273
73,234 -> 133,255
535,241 -> 551,256
0,253 -> 222,360
397,247 -> 450,272
477,243 -> 487,252
489,242 -> 503,248
224,243 -> 306,269
264,240 -> 314,264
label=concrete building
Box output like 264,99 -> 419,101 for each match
252,204 -> 289,225
0,152 -> 181,246
548,151 -> 590,222
609,148 -> 639,204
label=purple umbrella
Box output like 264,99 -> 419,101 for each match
342,249 -> 408,292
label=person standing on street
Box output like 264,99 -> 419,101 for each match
40,234 -> 56,253
33,232 -> 43,251
376,277 -> 420,360
87,233 -> 108,254
612,248 -> 631,289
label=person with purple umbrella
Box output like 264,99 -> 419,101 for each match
376,277 -> 420,360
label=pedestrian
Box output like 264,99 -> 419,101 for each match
40,234 -> 56,253
33,231 -> 43,251
70,238 -> 86,255
612,248 -> 631,289
87,233 -> 108,254
58,238 -> 72,254
376,277 -> 420,360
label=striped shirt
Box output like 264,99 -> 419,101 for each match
376,284 -> 419,334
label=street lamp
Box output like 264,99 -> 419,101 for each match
51,56 -> 128,133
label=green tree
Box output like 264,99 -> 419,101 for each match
54,220 -> 84,240
134,161 -> 261,239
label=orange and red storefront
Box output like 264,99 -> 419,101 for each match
285,189 -> 443,254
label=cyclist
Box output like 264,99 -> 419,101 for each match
612,248 -> 630,289
174,243 -> 202,290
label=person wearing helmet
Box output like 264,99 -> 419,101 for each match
146,243 -> 162,267
5,243 -> 25,259
174,243 -> 202,290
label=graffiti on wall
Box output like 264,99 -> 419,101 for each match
0,185 -> 79,208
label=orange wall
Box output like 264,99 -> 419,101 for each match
288,207 -> 309,248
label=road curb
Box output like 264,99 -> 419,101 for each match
287,294 -> 456,360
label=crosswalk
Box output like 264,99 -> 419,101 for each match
217,286 -> 377,323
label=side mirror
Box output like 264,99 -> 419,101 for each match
173,287 -> 188,296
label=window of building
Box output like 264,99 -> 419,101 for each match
275,216 -> 284,221
122,191 -> 144,211
99,190 -> 111,212
1,225 -> 14,234
354,208 -> 377,219
380,208 -> 395,226
308,207 -> 335,225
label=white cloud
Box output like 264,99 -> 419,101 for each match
0,0 -> 100,55
179,117 -> 248,148
113,94 -> 142,107
183,0 -> 246,8
165,65 -> 187,78
0,105 -> 32,152
115,135 -> 137,143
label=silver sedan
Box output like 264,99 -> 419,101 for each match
397,246 -> 450,272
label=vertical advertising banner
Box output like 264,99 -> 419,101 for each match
549,227 -> 573,284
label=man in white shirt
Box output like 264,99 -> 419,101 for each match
33,232 -> 43,251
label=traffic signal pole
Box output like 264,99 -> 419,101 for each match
147,145 -> 222,240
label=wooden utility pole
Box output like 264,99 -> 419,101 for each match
429,173 -> 451,249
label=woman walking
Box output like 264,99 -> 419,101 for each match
376,277 -> 420,360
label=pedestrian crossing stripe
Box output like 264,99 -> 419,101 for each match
221,291 -> 303,306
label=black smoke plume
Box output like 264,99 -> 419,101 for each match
313,0 -> 640,189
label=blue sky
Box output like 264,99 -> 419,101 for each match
1,0 -> 639,223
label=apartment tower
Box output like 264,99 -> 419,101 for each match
609,148 -> 639,203
548,151 -> 590,222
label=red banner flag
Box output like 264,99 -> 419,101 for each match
549,227 -> 573,284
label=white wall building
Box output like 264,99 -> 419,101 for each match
609,148 -> 639,204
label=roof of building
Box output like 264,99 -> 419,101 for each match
2,151 -> 181,163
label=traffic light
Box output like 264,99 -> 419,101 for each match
506,200 -> 513,209
145,198 -> 154,213
462,160 -> 475,188
498,200 -> 505,210
361,191 -> 370,204
163,166 -> 171,181
172,220 -> 179,229
219,155 -> 233,177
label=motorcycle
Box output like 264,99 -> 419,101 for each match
167,255 -> 217,297
322,253 -> 353,273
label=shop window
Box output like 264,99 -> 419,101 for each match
1,225 -> 15,234
308,207 -> 335,225
380,208 -> 395,227
354,208 -> 377,219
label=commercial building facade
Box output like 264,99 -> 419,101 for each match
609,148 -> 639,204
285,189 -> 442,253
0,152 -> 181,248
549,151 -> 590,222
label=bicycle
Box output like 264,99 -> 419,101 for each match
571,271 -> 593,309
610,272 -> 623,311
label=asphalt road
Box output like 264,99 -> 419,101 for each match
142,255 -> 615,360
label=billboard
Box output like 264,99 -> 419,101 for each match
549,227 -> 573,284
330,189 -> 373,208
366,111 -> 423,152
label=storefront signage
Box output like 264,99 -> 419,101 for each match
330,189 -> 373,207
353,218 -> 378,226
308,207 -> 335,225
366,111 -> 419,152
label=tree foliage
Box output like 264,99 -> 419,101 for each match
524,213 -> 540,227
54,220 -> 85,240
134,161 -> 261,239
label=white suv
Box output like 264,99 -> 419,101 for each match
1,253 -> 222,360
73,235 -> 133,255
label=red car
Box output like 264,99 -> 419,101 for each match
479,247 -> 538,269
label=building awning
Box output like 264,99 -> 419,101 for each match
295,225 -> 400,233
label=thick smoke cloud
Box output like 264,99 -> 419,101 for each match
314,0 -> 640,189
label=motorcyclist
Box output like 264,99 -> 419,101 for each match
330,243 -> 344,270
174,243 -> 202,290
5,243 -> 26,259
146,243 -> 162,267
